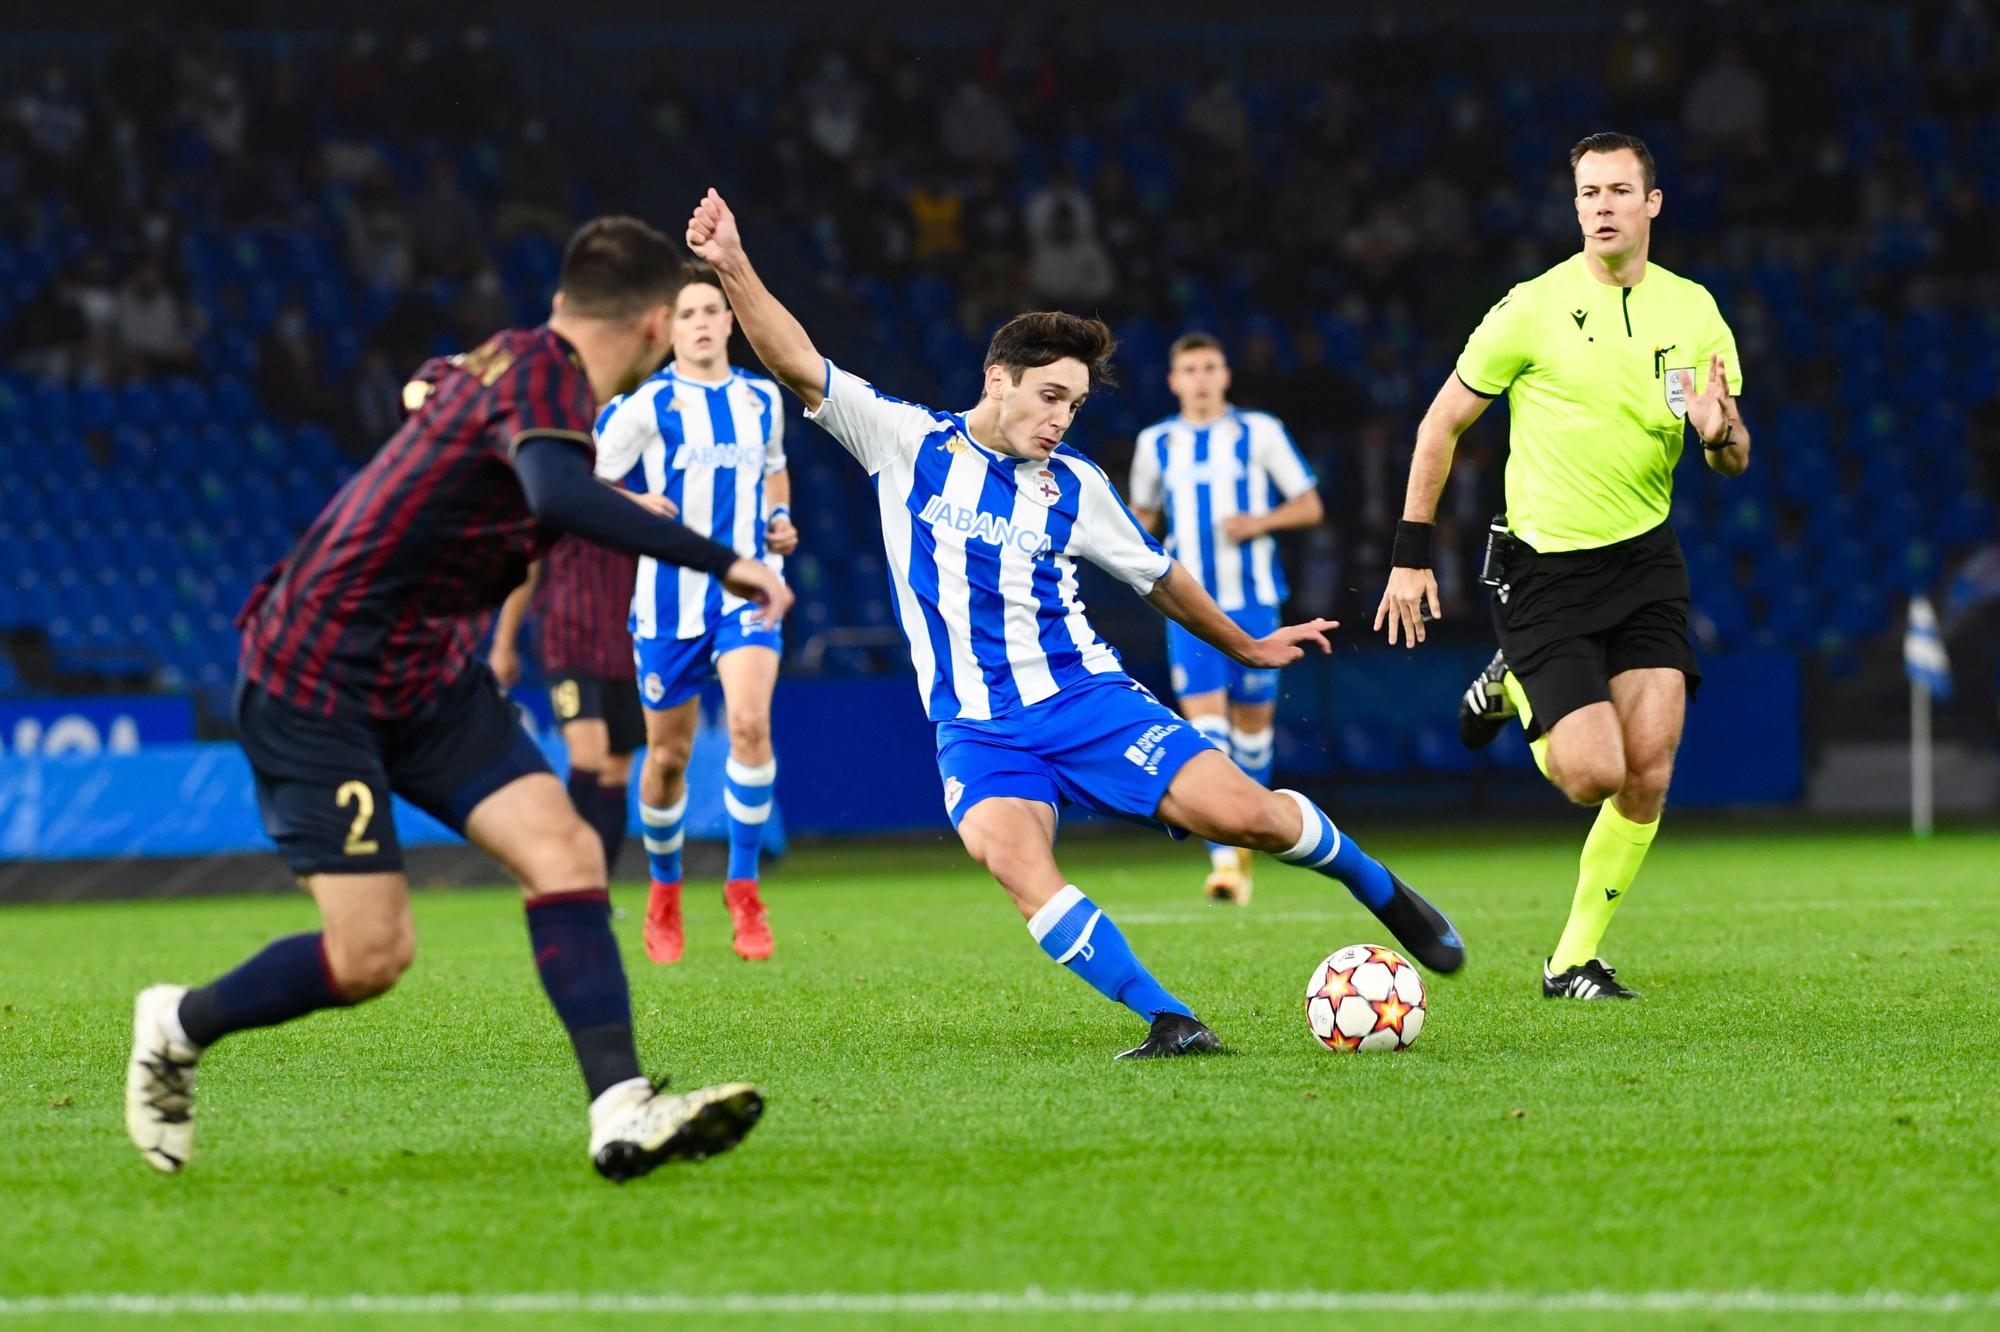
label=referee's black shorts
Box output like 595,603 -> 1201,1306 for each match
546,671 -> 646,756
1491,521 -> 1702,739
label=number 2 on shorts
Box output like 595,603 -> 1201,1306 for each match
336,780 -> 380,857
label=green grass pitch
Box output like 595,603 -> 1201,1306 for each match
3,824 -> 1998,1331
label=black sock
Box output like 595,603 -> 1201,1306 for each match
525,890 -> 643,1099
178,932 -> 348,1048
597,782 -> 629,873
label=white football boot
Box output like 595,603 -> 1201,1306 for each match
125,985 -> 201,1173
588,1077 -> 765,1183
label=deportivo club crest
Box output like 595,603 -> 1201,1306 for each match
1665,366 -> 1695,420
1018,466 -> 1061,506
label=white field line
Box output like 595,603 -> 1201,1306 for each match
1120,898 -> 1950,925
1,1290 -> 1996,1318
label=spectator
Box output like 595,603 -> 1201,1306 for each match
452,267 -> 515,345
114,263 -> 199,374
907,169 -> 967,264
16,59 -> 88,171
257,299 -> 337,424
1607,7 -> 1681,119
411,157 -> 485,282
349,347 -> 405,447
1682,43 -> 1771,149
494,117 -> 573,244
1024,164 -> 1096,247
1026,201 -> 1114,307
800,52 -> 868,162
940,78 -> 1017,167
344,166 -> 415,292
1182,71 -> 1250,156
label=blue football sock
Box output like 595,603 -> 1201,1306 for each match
1027,886 -> 1194,1022
640,793 -> 686,885
176,932 -> 348,1049
1273,789 -> 1394,910
723,756 -> 776,882
1232,724 -> 1275,789
525,889 -> 642,1099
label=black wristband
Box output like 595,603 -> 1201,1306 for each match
1702,422 -> 1736,452
1391,520 -> 1435,569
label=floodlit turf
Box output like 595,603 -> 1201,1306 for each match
3,824 -> 1998,1331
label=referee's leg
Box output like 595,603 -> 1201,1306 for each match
1542,668 -> 1685,985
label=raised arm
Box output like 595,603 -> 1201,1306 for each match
1372,373 -> 1494,647
686,189 -> 826,411
1686,353 -> 1751,479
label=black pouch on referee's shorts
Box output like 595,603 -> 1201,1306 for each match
1478,515 -> 1518,588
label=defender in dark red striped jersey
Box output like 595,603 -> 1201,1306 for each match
490,535 -> 645,878
125,218 -> 790,1185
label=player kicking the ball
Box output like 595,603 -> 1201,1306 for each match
687,188 -> 1463,1058
124,218 -> 788,1181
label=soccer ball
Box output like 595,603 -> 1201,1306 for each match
1304,944 -> 1427,1052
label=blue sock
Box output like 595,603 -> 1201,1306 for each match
641,794 -> 685,885
1232,724 -> 1275,788
1027,886 -> 1194,1022
525,890 -> 642,1099
1273,789 -> 1394,910
1191,715 -> 1234,860
176,932 -> 348,1048
723,756 -> 776,882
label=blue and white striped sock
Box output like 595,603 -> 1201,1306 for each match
640,794 -> 686,885
1231,725 -> 1275,789
1192,715 -> 1235,864
1273,788 -> 1393,910
723,756 -> 776,882
1027,885 -> 1194,1022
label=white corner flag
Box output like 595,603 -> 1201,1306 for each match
1903,595 -> 1954,699
1903,595 -> 1953,838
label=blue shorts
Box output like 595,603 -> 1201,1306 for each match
935,675 -> 1225,831
1167,603 -> 1280,704
635,608 -> 783,711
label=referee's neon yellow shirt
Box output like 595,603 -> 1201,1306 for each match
1455,252 -> 1742,553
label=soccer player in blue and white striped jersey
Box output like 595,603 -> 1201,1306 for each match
1129,333 -> 1324,906
593,264 -> 798,966
687,188 -> 1463,1057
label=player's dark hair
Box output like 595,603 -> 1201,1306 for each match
556,216 -> 681,320
984,312 -> 1119,389
1570,132 -> 1658,194
671,260 -> 727,308
1169,331 -> 1225,362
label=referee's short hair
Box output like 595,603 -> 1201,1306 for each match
557,216 -> 680,320
1570,132 -> 1658,194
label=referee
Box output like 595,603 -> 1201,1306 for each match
1373,132 -> 1750,1000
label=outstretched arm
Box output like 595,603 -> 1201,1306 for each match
1372,373 -> 1493,648
1145,562 -> 1336,669
686,189 -> 826,411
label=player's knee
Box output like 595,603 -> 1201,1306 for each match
1233,791 -> 1300,852
327,928 -> 415,1001
1557,762 -> 1623,806
725,707 -> 770,754
644,737 -> 692,781
1623,756 -> 1673,811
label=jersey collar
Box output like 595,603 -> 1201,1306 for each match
667,364 -> 736,389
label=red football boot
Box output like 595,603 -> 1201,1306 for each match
723,879 -> 773,960
643,879 -> 684,964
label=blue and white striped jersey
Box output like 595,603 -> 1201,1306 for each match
804,361 -> 1172,723
1128,410 -> 1317,611
594,365 -> 787,640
